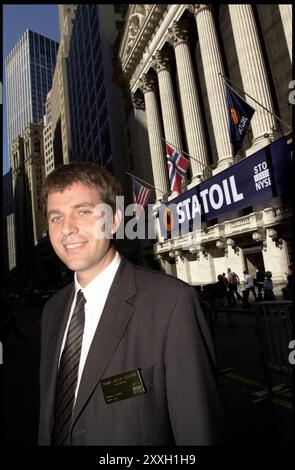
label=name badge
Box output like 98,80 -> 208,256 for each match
101,368 -> 146,404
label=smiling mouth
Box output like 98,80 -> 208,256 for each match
63,242 -> 87,250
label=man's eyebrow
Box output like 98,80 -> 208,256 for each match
47,209 -> 62,218
71,202 -> 96,209
47,203 -> 95,218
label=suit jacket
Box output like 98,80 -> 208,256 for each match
39,257 -> 224,445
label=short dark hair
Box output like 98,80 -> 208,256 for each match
42,162 -> 122,216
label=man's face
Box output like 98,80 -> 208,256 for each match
47,182 -> 119,285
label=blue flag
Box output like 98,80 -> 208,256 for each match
225,82 -> 255,156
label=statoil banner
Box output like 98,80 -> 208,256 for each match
156,136 -> 292,239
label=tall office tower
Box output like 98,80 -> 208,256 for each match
23,122 -> 47,245
67,4 -> 144,263
43,90 -> 54,176
2,170 -> 16,290
67,5 -> 128,175
59,4 -> 78,37
5,29 -> 59,157
5,29 -> 59,289
9,135 -> 35,287
45,5 -> 77,175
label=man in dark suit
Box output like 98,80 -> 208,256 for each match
39,162 -> 224,446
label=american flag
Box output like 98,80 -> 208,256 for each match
166,143 -> 189,194
132,178 -> 151,220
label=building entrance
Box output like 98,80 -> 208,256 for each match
242,247 -> 265,279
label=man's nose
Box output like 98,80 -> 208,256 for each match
61,215 -> 79,236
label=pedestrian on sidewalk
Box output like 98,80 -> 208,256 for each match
242,270 -> 257,307
212,275 -> 228,309
285,264 -> 293,289
222,273 -> 232,306
211,275 -> 229,323
255,266 -> 265,301
227,268 -> 242,305
263,271 -> 276,300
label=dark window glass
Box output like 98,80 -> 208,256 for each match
85,120 -> 91,137
40,37 -> 45,55
91,104 -> 97,124
92,122 -> 99,143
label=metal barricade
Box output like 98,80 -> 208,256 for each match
254,300 -> 293,400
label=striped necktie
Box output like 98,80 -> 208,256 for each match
52,290 -> 86,445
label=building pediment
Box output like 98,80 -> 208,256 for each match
117,4 -> 168,81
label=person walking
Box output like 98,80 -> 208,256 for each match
227,268 -> 242,305
222,273 -> 232,306
242,270 -> 257,307
263,271 -> 276,300
211,275 -> 229,324
286,264 -> 293,289
256,267 -> 265,301
212,275 -> 228,309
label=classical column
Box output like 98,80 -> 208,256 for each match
169,20 -> 209,182
151,49 -> 183,152
193,4 -> 233,173
278,4 -> 292,63
137,75 -> 169,200
228,4 -> 277,154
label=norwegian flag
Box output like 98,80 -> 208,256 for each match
166,143 -> 189,193
132,178 -> 151,220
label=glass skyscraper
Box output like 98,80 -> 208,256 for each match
67,5 -> 126,172
67,5 -> 110,168
5,29 -> 59,152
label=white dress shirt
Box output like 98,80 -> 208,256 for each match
59,251 -> 121,399
244,274 -> 254,289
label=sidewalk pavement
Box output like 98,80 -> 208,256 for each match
212,305 -> 294,446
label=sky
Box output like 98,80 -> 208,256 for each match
2,4 -> 60,175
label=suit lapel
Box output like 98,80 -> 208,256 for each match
72,258 -> 137,423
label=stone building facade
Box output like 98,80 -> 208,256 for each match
115,4 -> 292,285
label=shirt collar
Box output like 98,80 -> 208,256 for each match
74,251 -> 121,302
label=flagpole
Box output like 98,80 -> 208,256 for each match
219,72 -> 292,131
126,171 -> 167,195
161,137 -> 210,171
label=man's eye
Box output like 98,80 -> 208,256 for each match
50,216 -> 63,223
79,209 -> 91,216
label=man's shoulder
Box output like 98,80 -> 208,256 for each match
231,272 -> 239,279
131,262 -> 193,293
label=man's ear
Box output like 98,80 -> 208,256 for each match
111,209 -> 122,234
